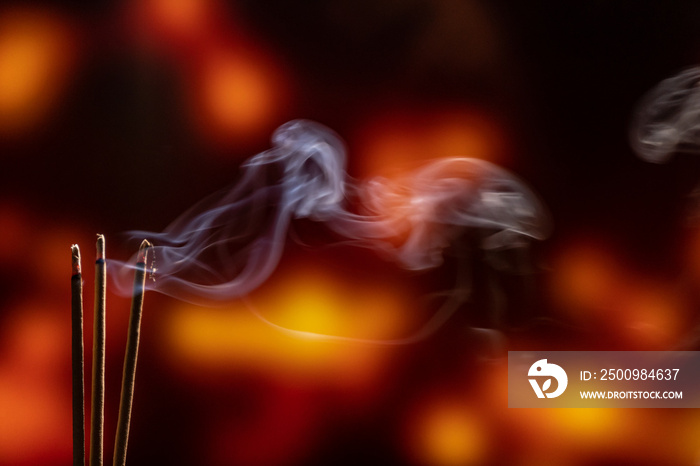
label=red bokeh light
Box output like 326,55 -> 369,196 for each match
207,382 -> 320,465
122,0 -> 222,56
549,238 -> 624,323
0,302 -> 72,465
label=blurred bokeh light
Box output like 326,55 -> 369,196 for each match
0,7 -> 77,136
188,46 -> 287,148
406,398 -> 487,466
0,302 -> 72,465
356,107 -> 505,179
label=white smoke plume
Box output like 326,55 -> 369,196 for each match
109,119 -> 550,306
630,66 -> 700,163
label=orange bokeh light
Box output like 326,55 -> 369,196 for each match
357,109 -> 505,179
0,303 -> 71,465
0,8 -> 76,135
407,399 -> 487,466
122,0 -> 290,149
544,408 -> 697,464
549,239 -> 623,321
550,238 -> 689,348
675,413 -> 700,464
547,408 -> 622,448
189,47 -> 286,148
617,283 -> 685,348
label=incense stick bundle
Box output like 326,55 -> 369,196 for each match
71,245 -> 86,466
113,239 -> 151,466
90,235 -> 106,466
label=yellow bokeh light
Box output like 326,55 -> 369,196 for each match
163,265 -> 410,385
550,407 -> 620,445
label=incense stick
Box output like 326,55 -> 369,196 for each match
71,245 -> 86,466
113,239 -> 151,466
90,235 -> 106,466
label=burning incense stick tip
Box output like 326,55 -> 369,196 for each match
136,239 -> 152,264
71,244 -> 81,276
96,234 -> 105,262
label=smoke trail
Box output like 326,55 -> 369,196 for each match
631,68 -> 700,350
110,119 -> 550,307
630,67 -> 700,163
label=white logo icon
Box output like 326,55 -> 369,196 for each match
528,359 -> 568,398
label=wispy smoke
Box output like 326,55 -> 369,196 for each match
110,120 -> 550,307
630,67 -> 700,163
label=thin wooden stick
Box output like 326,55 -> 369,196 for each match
113,239 -> 152,466
90,235 -> 106,466
71,245 -> 86,466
